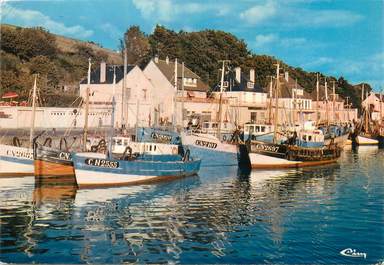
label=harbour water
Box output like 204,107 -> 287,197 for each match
1,146 -> 383,264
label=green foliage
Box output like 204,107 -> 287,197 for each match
122,25 -> 150,65
1,26 -> 57,60
0,24 -> 371,110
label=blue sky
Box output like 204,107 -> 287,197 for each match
1,0 -> 383,91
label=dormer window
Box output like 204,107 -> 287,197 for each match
183,77 -> 197,87
293,88 -> 303,96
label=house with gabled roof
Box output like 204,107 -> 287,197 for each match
266,71 -> 314,126
310,81 -> 358,123
143,56 -> 221,126
79,61 -> 155,128
211,66 -> 268,125
362,92 -> 384,121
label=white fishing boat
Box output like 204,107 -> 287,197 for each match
180,61 -> 239,167
0,76 -> 38,177
181,131 -> 238,166
355,135 -> 379,145
240,63 -> 342,169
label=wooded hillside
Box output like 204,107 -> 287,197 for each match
0,24 -> 369,109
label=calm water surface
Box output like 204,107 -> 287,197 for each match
1,146 -> 383,264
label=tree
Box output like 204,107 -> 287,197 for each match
122,25 -> 150,64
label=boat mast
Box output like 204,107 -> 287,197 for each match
332,80 -> 336,123
122,47 -> 127,128
325,78 -> 329,126
273,62 -> 280,144
181,62 -> 185,126
316,73 -> 319,125
173,58 -> 178,128
107,66 -> 117,158
82,58 -> 91,151
29,75 -> 38,148
380,89 -> 383,125
217,60 -> 228,140
268,76 -> 273,124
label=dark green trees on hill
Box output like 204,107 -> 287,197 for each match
0,25 -> 109,106
0,24 -> 370,109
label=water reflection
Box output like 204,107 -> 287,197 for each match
0,149 -> 383,264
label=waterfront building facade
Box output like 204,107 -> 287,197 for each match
362,92 -> 384,122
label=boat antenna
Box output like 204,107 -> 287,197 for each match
29,74 -> 38,148
273,62 -> 280,144
217,60 -> 230,140
107,66 -> 117,158
83,58 -> 91,151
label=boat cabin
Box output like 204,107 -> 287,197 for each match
296,130 -> 324,148
112,137 -> 179,155
244,124 -> 274,141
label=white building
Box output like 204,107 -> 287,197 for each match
0,106 -> 110,129
362,92 -> 384,121
212,67 -> 268,126
143,57 -> 217,126
79,62 -> 155,128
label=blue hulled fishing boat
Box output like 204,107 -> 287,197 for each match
73,152 -> 201,188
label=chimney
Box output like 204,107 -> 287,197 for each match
154,55 -> 159,63
100,61 -> 106,83
250,69 -> 255,83
166,56 -> 169,64
235,67 -> 241,83
284,71 -> 289,82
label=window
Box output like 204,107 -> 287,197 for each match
251,112 -> 257,123
247,82 -> 254,89
126,88 -> 131,99
116,139 -> 122,145
223,81 -> 229,88
142,89 -> 147,100
184,78 -> 197,87
261,126 -> 266,132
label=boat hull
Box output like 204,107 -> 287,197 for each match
33,144 -> 75,179
324,134 -> 350,148
181,132 -> 238,166
73,153 -> 201,188
0,144 -> 33,176
240,141 -> 340,169
356,135 -> 379,145
248,152 -> 338,169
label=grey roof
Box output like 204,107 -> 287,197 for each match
310,84 -> 343,102
212,68 -> 264,93
152,59 -> 209,92
80,64 -> 135,84
270,75 -> 312,99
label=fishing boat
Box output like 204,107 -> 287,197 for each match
72,74 -> 201,188
239,63 -> 341,169
243,130 -> 341,169
181,131 -> 238,166
0,76 -> 38,177
34,62 -> 184,179
180,61 -> 239,167
33,59 -> 94,180
72,151 -> 201,188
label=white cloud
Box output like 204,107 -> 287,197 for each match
1,3 -> 93,38
239,1 -> 363,28
254,33 -> 278,48
100,23 -> 123,40
254,33 -> 308,49
132,0 -> 230,22
291,9 -> 363,27
239,1 -> 277,25
302,57 -> 334,68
